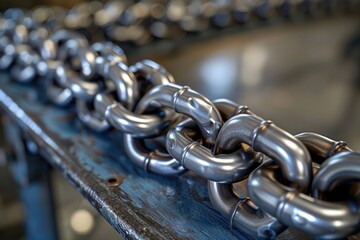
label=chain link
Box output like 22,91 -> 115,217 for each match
0,1 -> 359,239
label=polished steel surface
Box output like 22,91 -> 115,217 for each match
102,60 -> 177,137
76,99 -> 110,132
166,99 -> 262,183
248,156 -> 360,239
206,99 -> 282,239
311,151 -> 360,200
137,83 -> 223,146
296,132 -> 352,163
215,111 -> 312,190
208,181 -> 285,240
124,132 -> 186,176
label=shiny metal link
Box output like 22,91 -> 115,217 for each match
166,99 -> 261,183
248,134 -> 360,239
208,181 -> 286,240
294,132 -> 356,201
214,110 -> 312,190
124,125 -> 186,176
53,40 -> 109,131
0,37 -> 15,69
120,61 -> 187,175
93,57 -> 184,174
70,44 -> 134,131
296,132 -> 351,162
137,83 -> 223,147
76,99 -> 111,132
129,59 -> 176,96
99,61 -> 138,110
29,28 -> 56,60
1,3 -> 360,239
104,102 -> 176,137
91,41 -> 128,74
56,68 -> 100,101
45,31 -> 88,105
207,101 -> 284,239
248,157 -> 360,239
312,152 -> 360,200
86,42 -> 136,132
166,121 -> 261,183
295,132 -> 359,202
10,45 -> 39,82
97,60 -> 177,138
48,33 -> 132,131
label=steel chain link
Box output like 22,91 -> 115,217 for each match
0,1 -> 359,239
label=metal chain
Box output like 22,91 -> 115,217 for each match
0,1 -> 359,239
1,0 -> 356,45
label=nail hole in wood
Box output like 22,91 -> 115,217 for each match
107,176 -> 124,187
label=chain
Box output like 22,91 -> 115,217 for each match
1,0 -> 356,45
1,1 -> 360,239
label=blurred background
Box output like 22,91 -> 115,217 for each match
0,0 -> 360,239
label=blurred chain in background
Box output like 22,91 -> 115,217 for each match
1,0 -> 358,46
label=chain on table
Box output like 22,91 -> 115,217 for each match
0,1 -> 359,239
